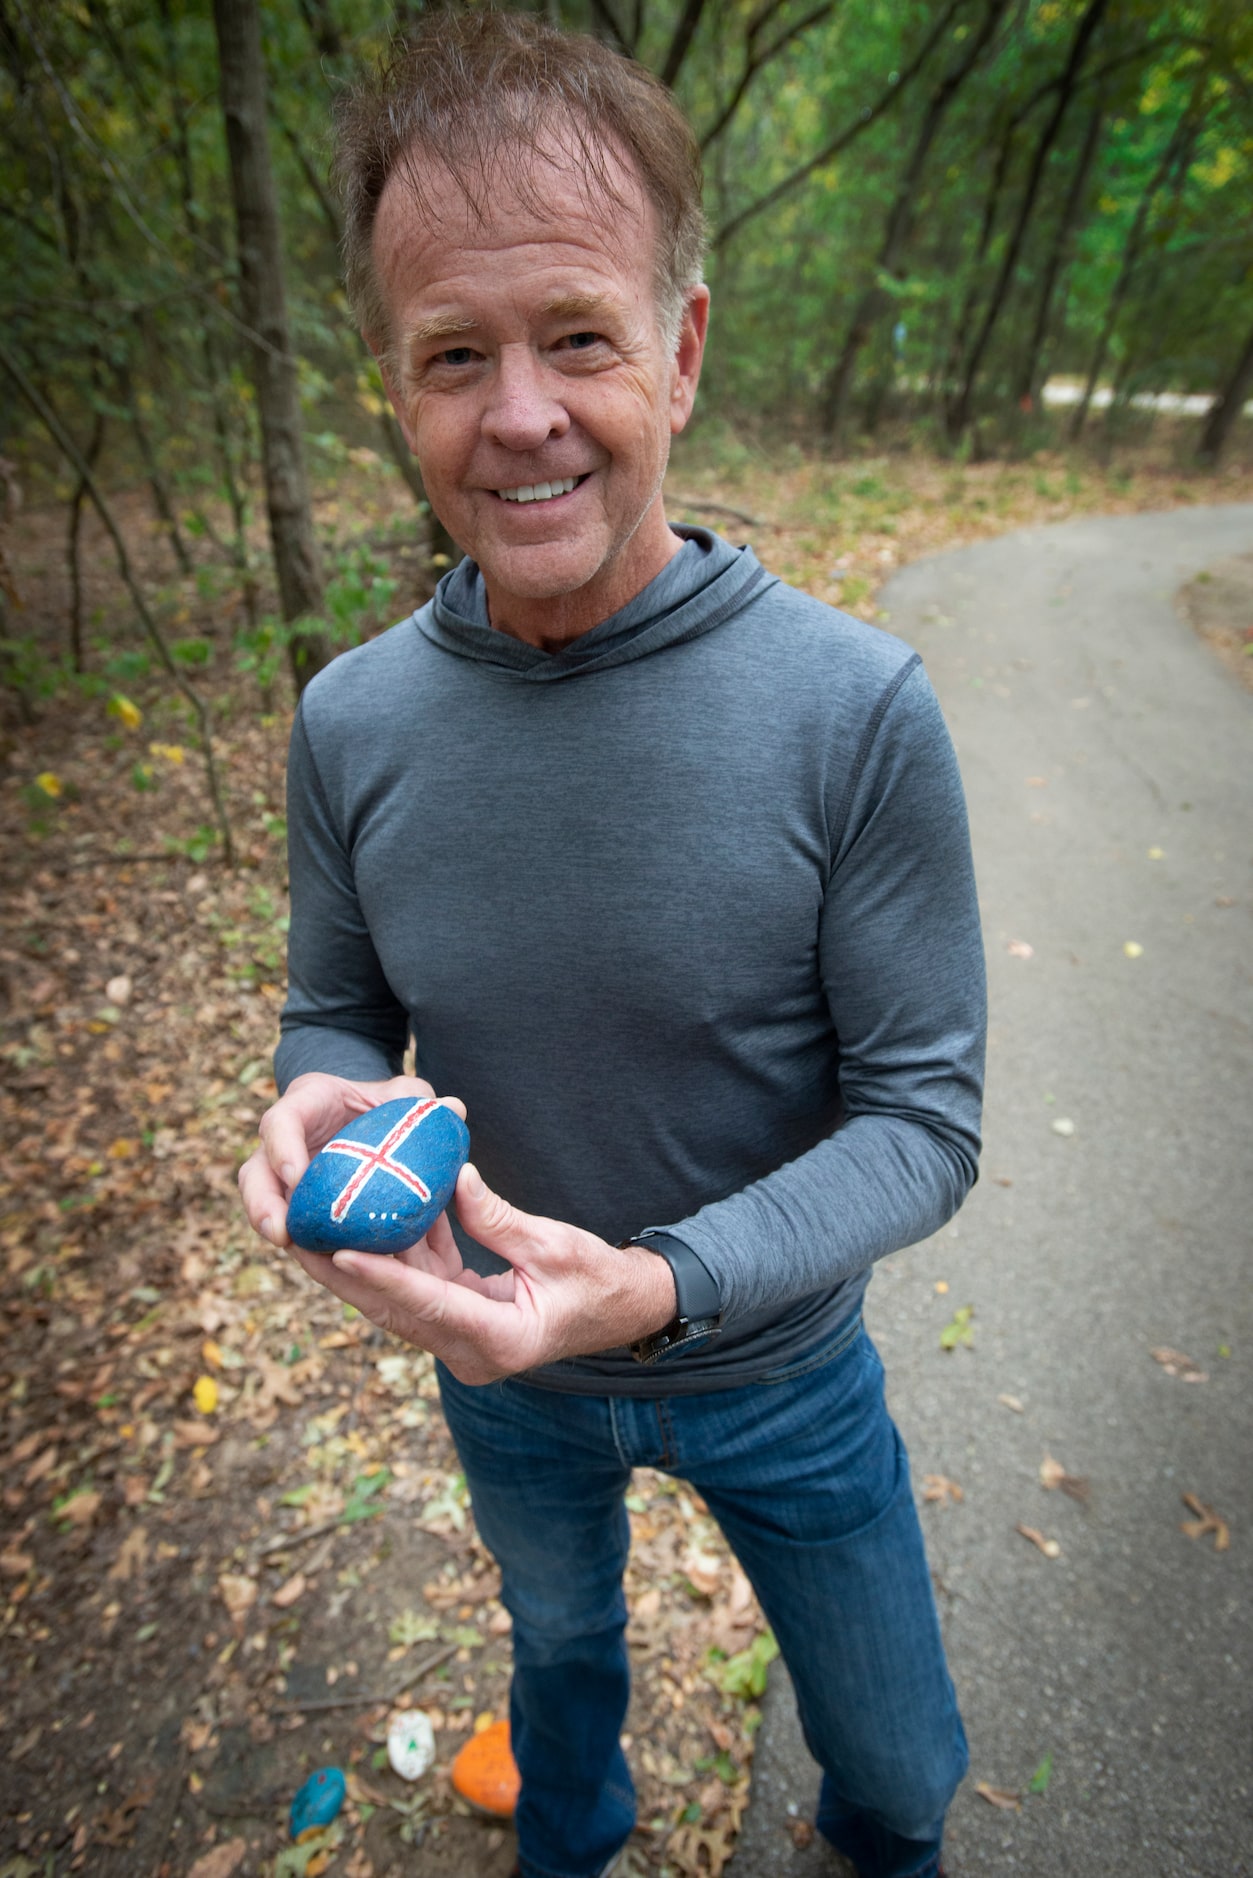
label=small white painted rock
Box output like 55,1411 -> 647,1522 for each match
387,1707 -> 436,1781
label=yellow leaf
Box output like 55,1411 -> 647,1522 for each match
148,742 -> 185,765
107,1137 -> 139,1159
1123,941 -> 1144,959
193,1375 -> 219,1415
35,770 -> 62,797
108,694 -> 143,730
201,1339 -> 225,1370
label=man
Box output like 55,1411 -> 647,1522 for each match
239,14 -> 985,1878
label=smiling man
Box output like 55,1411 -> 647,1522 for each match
238,15 -> 985,1878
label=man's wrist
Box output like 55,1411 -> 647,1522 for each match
619,1232 -> 723,1364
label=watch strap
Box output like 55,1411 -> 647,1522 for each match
620,1232 -> 723,1364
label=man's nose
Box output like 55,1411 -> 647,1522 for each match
482,347 -> 570,451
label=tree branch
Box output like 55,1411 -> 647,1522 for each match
713,0 -> 964,251
0,337 -> 235,867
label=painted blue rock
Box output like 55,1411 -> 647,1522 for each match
289,1764 -> 346,1838
286,1096 -> 470,1255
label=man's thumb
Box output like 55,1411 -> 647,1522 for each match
455,1164 -> 532,1256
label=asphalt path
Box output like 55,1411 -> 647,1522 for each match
733,505 -> 1253,1877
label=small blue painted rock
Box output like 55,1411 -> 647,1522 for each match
289,1764 -> 346,1838
286,1097 -> 470,1255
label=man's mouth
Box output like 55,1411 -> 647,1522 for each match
496,475 -> 584,504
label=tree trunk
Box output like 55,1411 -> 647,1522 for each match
1012,95 -> 1105,409
1197,317 -> 1253,466
1069,92 -> 1202,440
211,0 -> 329,692
820,0 -> 1010,445
946,0 -> 1111,442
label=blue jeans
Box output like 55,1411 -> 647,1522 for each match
437,1319 -> 967,1878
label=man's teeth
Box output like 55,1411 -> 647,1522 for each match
497,477 -> 579,503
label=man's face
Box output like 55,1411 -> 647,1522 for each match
371,142 -> 708,646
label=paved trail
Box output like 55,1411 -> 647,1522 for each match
734,505 -> 1253,1877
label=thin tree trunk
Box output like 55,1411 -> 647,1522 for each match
2,340 -> 234,865
1012,95 -> 1105,409
115,358 -> 193,575
947,0 -> 1111,442
1069,93 -> 1202,440
159,0 -> 256,616
212,0 -> 329,692
714,0 -> 964,254
820,0 -> 1009,445
1197,317 -> 1253,466
67,407 -> 105,673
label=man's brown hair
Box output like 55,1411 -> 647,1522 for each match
332,9 -> 706,362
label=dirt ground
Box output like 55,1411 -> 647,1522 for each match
2,430 -> 1251,1878
1174,550 -> 1253,693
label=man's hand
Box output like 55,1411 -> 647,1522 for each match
289,1163 -> 678,1385
238,1071 -> 466,1249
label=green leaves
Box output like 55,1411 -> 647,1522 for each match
705,1629 -> 779,1700
939,1304 -> 975,1351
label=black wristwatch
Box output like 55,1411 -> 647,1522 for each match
620,1231 -> 723,1365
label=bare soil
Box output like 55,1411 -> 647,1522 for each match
1174,552 -> 1253,694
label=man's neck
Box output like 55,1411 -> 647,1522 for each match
485,524 -> 685,652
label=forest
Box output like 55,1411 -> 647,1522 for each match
2,0 -> 1252,731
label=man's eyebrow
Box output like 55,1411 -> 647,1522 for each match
538,291 -> 614,322
406,314 -> 479,347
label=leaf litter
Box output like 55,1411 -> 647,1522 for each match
0,607 -> 773,1878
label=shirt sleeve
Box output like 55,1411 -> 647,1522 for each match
274,703 -> 409,1093
658,659 -> 986,1325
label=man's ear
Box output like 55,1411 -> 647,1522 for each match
669,285 -> 710,438
367,336 -> 418,454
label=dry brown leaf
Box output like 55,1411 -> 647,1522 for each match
94,1774 -> 156,1845
186,1840 -> 249,1878
8,1430 -> 44,1466
24,1446 -> 59,1487
61,1490 -> 101,1529
975,1781 -> 1022,1811
789,1819 -> 816,1847
668,1820 -> 736,1877
108,1526 -> 149,1582
922,1474 -> 964,1505
1015,1523 -> 1061,1559
173,1418 -> 220,1448
1039,1454 -> 1090,1502
0,1548 -> 34,1577
1151,1347 -> 1208,1383
1180,1493 -> 1230,1551
218,1572 -> 258,1622
272,1571 -> 307,1608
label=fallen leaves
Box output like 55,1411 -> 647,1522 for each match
217,1571 -> 259,1623
922,1474 -> 964,1505
1039,1454 -> 1090,1503
1015,1524 -> 1061,1559
1180,1493 -> 1230,1552
997,1393 -> 1025,1413
976,1780 -> 1022,1810
1050,1116 -> 1076,1137
939,1304 -> 975,1351
1151,1346 -> 1208,1383
186,1840 -> 249,1878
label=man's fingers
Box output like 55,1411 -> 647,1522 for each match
453,1163 -> 538,1263
238,1147 -> 291,1247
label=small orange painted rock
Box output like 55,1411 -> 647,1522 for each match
450,1718 -> 520,1817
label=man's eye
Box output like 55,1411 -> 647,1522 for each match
564,331 -> 602,351
437,346 -> 475,366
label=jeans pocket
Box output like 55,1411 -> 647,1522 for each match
751,1311 -> 864,1386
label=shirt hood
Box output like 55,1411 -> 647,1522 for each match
413,525 -> 775,680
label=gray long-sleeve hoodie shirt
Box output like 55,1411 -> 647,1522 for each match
277,528 -> 986,1395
